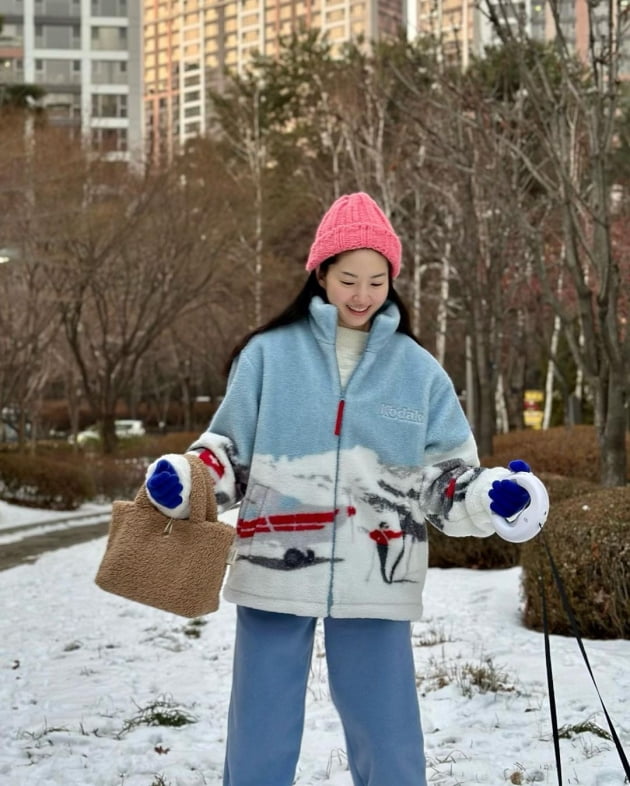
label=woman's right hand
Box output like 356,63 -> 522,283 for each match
145,454 -> 192,518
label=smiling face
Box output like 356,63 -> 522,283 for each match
317,249 -> 390,331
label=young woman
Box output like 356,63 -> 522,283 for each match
145,192 -> 542,786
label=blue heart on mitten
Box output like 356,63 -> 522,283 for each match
147,458 -> 183,508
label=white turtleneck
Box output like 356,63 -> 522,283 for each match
336,326 -> 368,387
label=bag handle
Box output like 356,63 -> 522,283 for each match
185,453 -> 218,524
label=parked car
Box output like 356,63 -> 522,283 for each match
70,419 -> 146,446
113,419 -> 146,438
0,420 -> 18,443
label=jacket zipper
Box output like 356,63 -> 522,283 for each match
328,398 -> 345,614
334,399 -> 345,435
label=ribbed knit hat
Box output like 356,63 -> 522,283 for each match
305,192 -> 402,278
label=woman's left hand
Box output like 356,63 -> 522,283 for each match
488,460 -> 532,518
489,460 -> 549,543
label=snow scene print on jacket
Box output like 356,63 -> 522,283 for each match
189,296 -> 513,622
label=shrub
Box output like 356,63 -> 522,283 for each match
80,455 -> 148,501
520,486 -> 630,639
1,431 -> 204,509
482,425 -> 630,484
0,453 -> 94,510
82,431 -> 200,500
428,528 -> 520,569
114,431 -> 200,460
537,472 -> 598,503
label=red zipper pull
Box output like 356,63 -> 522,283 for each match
334,399 -> 345,435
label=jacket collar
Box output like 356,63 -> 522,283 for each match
308,296 -> 400,353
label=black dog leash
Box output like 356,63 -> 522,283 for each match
539,532 -> 630,783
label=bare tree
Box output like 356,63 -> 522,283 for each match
0,255 -> 60,446
35,144 -> 236,453
396,54 -> 539,454
210,71 -> 275,330
481,0 -> 630,484
0,121 -> 62,449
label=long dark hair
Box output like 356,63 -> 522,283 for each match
223,258 -> 422,376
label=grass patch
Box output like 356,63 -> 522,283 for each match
149,776 -> 171,786
21,722 -> 71,743
417,653 -> 518,698
558,719 -> 611,741
181,618 -> 207,639
116,697 -> 198,739
325,747 -> 348,778
413,624 -> 453,647
458,657 -> 517,698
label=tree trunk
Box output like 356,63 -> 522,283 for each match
465,334 -> 476,431
543,313 -> 561,430
181,373 -> 193,432
17,407 -> 28,452
495,374 -> 509,434
473,326 -> 495,457
598,368 -> 628,486
410,190 -> 422,338
101,413 -> 117,455
435,215 -> 452,366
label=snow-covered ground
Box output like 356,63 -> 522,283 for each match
0,500 -> 628,785
0,500 -> 112,545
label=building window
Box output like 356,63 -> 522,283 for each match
45,93 -> 81,123
39,59 -> 79,85
92,0 -> 128,14
92,59 -> 128,84
91,26 -> 127,50
91,127 -> 128,152
0,22 -> 23,40
34,23 -> 80,50
92,93 -> 128,117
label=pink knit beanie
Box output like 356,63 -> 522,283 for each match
305,192 -> 402,278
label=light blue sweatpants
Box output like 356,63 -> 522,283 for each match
223,606 -> 427,786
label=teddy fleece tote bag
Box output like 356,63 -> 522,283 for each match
95,454 -> 235,617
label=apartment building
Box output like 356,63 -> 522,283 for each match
413,0 -> 629,74
0,0 -> 143,163
144,0 -> 405,167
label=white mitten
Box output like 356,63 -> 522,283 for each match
145,454 -> 192,519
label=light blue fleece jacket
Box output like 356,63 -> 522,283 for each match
178,297 -> 511,620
